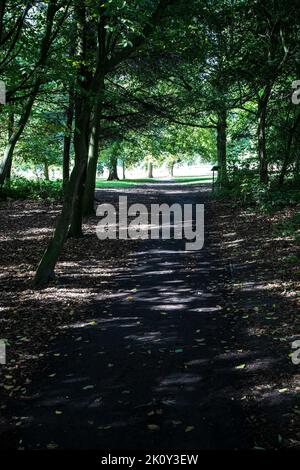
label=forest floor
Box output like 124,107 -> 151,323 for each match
0,182 -> 299,449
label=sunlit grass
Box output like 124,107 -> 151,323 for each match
96,176 -> 212,188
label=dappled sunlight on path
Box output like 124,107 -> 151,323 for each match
5,182 -> 287,449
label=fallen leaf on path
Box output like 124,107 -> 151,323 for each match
147,424 -> 160,431
47,442 -> 58,450
185,426 -> 195,432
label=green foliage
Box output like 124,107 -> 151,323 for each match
275,212 -> 300,241
100,124 -> 216,174
216,170 -> 300,211
1,0 -> 300,214
283,254 -> 299,266
17,108 -> 64,168
1,177 -> 63,202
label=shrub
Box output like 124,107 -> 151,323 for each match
215,170 -> 300,211
1,177 -> 63,202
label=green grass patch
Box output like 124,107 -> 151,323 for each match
96,177 -> 212,188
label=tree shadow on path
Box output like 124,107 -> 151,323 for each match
5,183 -> 287,449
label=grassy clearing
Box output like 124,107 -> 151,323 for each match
0,176 -> 212,201
96,176 -> 212,188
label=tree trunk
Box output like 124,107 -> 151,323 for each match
216,108 -> 228,188
278,112 -> 300,186
33,0 -> 171,286
278,132 -> 293,187
81,123 -> 100,216
107,155 -> 119,180
82,97 -> 103,216
68,168 -> 86,238
6,108 -> 14,181
5,154 -> 12,181
34,157 -> 87,286
148,161 -> 153,178
169,161 -> 175,177
34,3 -> 92,285
257,84 -> 272,184
68,95 -> 91,238
44,161 -> 49,180
122,160 -> 126,180
295,147 -> 300,178
0,89 -> 38,186
257,108 -> 268,184
63,86 -> 74,191
35,96 -> 91,285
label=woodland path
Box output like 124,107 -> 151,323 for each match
10,183 -> 254,449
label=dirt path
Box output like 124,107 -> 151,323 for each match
7,183 -> 256,449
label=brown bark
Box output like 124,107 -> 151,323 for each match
107,154 -> 119,180
148,161 -> 153,179
63,86 -> 74,191
5,108 -> 14,181
257,83 -> 272,184
169,161 -> 175,177
34,156 -> 87,286
34,3 -> 92,285
34,0 -> 176,286
82,93 -> 103,216
44,161 -> 49,180
216,108 -> 228,188
278,112 -> 300,186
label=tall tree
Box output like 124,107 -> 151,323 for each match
34,0 -> 178,286
0,0 -> 70,185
